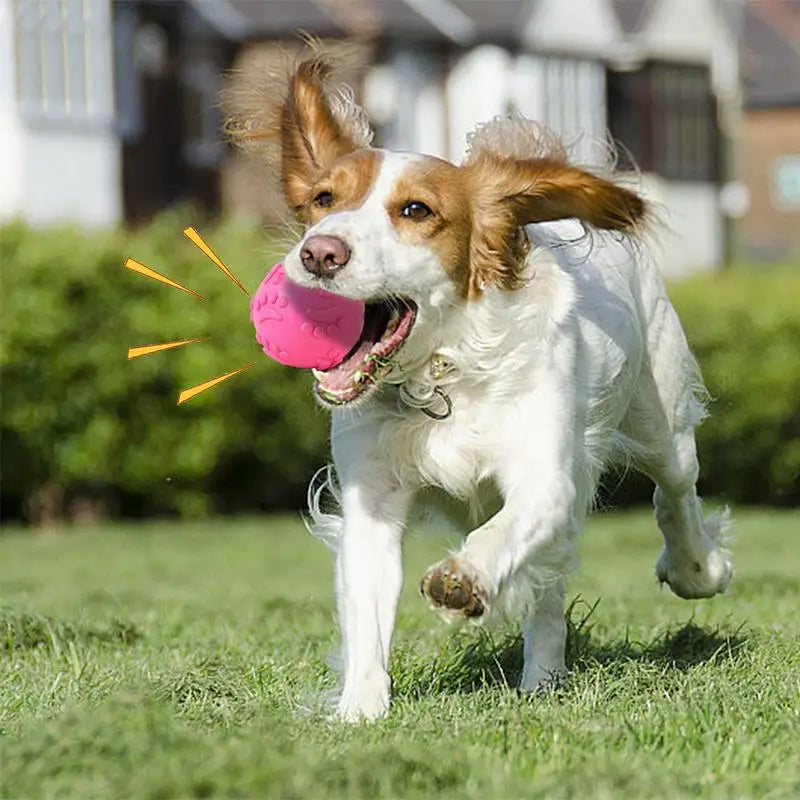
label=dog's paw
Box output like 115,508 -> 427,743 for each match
420,557 -> 489,622
655,540 -> 733,599
336,671 -> 390,723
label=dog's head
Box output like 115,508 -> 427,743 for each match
228,56 -> 646,409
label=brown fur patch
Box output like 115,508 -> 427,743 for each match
466,153 -> 647,296
302,150 -> 383,225
222,54 -> 371,217
387,158 -> 473,297
280,59 -> 366,212
384,153 -> 645,299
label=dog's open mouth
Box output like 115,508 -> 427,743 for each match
312,299 -> 416,406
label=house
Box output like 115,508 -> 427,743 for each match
0,0 -> 119,227
740,0 -> 800,259
1,0 -> 746,276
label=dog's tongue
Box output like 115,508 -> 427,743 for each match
249,264 -> 365,370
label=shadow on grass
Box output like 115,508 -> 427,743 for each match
391,598 -> 747,700
567,604 -> 747,673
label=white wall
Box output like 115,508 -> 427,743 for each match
22,127 -> 121,228
642,176 -> 723,278
522,0 -> 621,57
0,0 -> 25,219
446,45 -> 512,160
511,55 -> 607,167
634,0 -> 742,96
637,0 -> 717,61
0,0 -> 121,228
367,49 -> 450,160
445,46 -> 608,166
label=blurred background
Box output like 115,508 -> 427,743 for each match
1,0 -> 798,525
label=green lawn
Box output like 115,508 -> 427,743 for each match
1,508 -> 798,799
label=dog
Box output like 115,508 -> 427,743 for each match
226,56 -> 733,722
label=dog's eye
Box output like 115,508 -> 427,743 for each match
400,201 -> 433,220
313,191 -> 334,208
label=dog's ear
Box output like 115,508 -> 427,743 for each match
222,53 -> 372,219
466,154 -> 646,296
280,59 -> 365,214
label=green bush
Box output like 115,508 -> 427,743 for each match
1,213 -> 329,520
1,216 -> 798,521
669,265 -> 800,506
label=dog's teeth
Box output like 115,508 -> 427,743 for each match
312,369 -> 326,380
383,318 -> 399,339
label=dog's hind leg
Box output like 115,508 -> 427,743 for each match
641,417 -> 733,599
623,306 -> 732,599
652,479 -> 732,599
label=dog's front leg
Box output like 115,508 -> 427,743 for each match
420,474 -> 577,618
420,381 -> 583,686
333,462 -> 411,722
419,472 -> 576,686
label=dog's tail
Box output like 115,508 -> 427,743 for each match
304,464 -> 344,552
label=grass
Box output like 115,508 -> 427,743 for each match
1,508 -> 798,799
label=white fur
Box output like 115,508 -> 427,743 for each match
290,153 -> 733,723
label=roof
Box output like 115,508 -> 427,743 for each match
188,0 -> 751,71
191,0 -> 650,46
742,0 -> 800,107
610,0 -> 653,34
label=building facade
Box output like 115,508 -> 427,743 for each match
740,0 -> 800,259
2,0 -> 747,276
0,0 -> 120,227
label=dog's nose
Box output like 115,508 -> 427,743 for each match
300,235 -> 351,277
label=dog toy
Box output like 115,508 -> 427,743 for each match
250,264 -> 365,370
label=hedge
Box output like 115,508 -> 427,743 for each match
668,265 -> 800,506
1,217 -> 798,522
1,213 -> 329,521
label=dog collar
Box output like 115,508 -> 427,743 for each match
429,353 -> 454,380
418,354 -> 455,420
419,387 -> 452,420
391,352 -> 456,420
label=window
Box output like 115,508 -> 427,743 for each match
607,62 -> 719,181
14,0 -> 113,121
540,57 -> 607,167
511,55 -> 607,168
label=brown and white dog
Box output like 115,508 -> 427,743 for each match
227,57 -> 732,722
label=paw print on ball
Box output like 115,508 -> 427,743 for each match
250,264 -> 364,369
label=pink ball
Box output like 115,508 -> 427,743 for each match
250,264 -> 365,370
